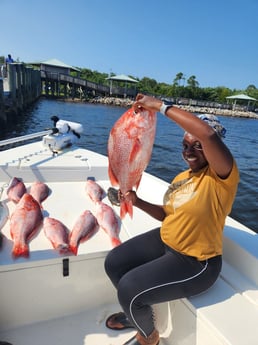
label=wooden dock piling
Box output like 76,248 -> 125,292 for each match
0,63 -> 41,129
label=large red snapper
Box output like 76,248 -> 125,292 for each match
108,107 -> 156,218
10,193 -> 43,258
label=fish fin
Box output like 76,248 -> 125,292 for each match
120,200 -> 133,219
68,245 -> 78,255
12,243 -> 29,258
108,165 -> 119,186
111,237 -> 122,247
135,175 -> 143,190
129,139 -> 141,163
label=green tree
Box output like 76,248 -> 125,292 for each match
137,77 -> 158,94
187,75 -> 199,88
173,72 -> 185,86
245,85 -> 258,101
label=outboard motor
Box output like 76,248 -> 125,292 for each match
42,116 -> 84,151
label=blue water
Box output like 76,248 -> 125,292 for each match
1,98 -> 258,233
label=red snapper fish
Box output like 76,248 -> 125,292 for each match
43,217 -> 69,254
85,179 -> 105,203
10,193 -> 43,258
108,107 -> 156,218
95,201 -> 121,247
69,210 -> 99,255
7,177 -> 27,203
29,181 -> 50,207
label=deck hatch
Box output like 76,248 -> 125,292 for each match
63,258 -> 69,277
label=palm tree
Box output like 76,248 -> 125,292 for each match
173,72 -> 185,86
187,75 -> 199,88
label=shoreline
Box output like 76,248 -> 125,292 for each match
87,96 -> 258,119
177,105 -> 258,119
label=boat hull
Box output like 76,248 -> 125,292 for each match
0,140 -> 258,345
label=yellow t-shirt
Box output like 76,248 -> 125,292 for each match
161,161 -> 239,260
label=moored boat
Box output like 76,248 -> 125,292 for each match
0,120 -> 258,345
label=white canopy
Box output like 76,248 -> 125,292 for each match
29,58 -> 80,72
226,93 -> 257,110
226,93 -> 257,101
106,74 -> 138,97
106,74 -> 138,83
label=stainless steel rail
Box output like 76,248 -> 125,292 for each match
0,129 -> 56,147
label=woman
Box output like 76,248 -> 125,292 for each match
104,94 -> 239,345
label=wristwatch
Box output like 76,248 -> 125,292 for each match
159,101 -> 174,115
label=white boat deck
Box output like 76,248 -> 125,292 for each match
0,142 -> 162,269
0,304 -> 137,345
0,140 -> 258,345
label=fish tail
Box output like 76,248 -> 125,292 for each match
68,244 -> 78,255
120,200 -> 133,219
12,243 -> 29,258
111,237 -> 122,247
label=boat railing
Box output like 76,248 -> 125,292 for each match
0,129 -> 56,147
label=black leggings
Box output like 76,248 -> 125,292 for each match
104,228 -> 222,337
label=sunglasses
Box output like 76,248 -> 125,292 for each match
182,141 -> 203,151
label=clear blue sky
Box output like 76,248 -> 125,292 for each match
1,0 -> 257,90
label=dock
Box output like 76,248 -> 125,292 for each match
0,60 -> 137,130
0,63 -> 41,129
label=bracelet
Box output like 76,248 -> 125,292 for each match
159,102 -> 173,115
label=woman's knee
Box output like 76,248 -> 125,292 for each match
104,248 -> 117,276
117,275 -> 135,307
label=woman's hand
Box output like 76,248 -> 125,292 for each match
133,94 -> 162,113
119,190 -> 138,206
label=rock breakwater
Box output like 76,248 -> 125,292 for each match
177,105 -> 258,119
88,96 -> 258,119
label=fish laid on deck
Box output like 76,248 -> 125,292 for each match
10,193 -> 43,258
69,210 -> 99,255
7,177 -> 26,203
29,181 -> 50,207
85,179 -> 105,203
108,107 -> 156,218
95,201 -> 121,247
43,217 -> 69,254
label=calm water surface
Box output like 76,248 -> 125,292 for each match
1,99 -> 258,233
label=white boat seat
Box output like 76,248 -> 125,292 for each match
181,274 -> 258,345
221,261 -> 258,306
